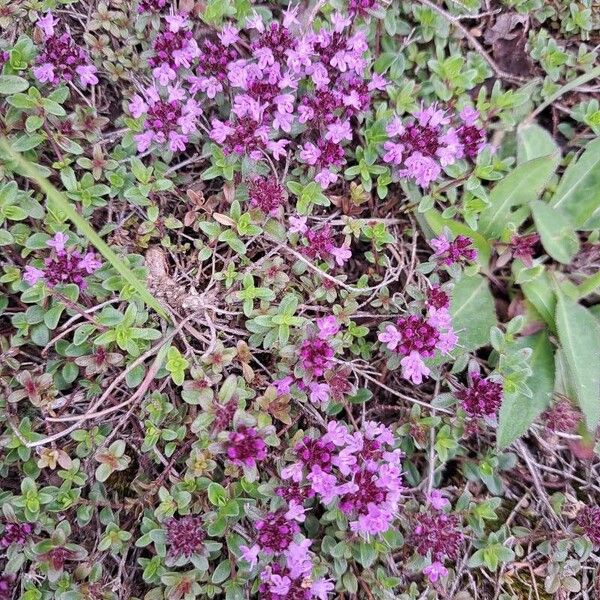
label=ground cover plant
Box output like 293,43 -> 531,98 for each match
0,0 -> 600,598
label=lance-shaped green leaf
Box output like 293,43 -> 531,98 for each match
550,137 -> 600,229
479,154 -> 559,239
450,274 -> 497,351
497,331 -> 555,448
555,291 -> 600,431
0,137 -> 170,321
517,122 -> 560,164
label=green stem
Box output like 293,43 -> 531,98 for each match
526,65 -> 600,123
0,137 -> 170,321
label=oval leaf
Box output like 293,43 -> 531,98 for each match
531,200 -> 579,264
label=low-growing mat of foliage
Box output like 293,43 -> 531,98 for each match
1,0 -> 600,599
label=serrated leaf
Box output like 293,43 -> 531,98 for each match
450,274 -> 497,351
497,331 -> 555,448
479,154 -> 559,239
555,293 -> 600,430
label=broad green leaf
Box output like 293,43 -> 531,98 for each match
555,293 -> 600,430
531,200 -> 579,264
550,138 -> 600,228
497,331 -> 555,448
0,75 -> 29,95
479,154 -> 559,239
450,274 -> 497,351
517,266 -> 556,331
517,123 -> 560,163
0,138 -> 170,321
423,208 -> 492,267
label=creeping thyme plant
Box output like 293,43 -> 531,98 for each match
1,0 -> 600,598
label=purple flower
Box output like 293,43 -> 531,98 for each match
247,176 -> 285,215
308,382 -> 330,406
0,522 -> 33,549
351,502 -> 393,536
255,509 -> 299,553
165,515 -> 205,558
423,561 -> 448,583
378,324 -> 403,351
226,425 -> 267,468
412,511 -> 463,561
75,65 -> 98,87
23,265 -> 45,286
400,351 -> 430,385
427,490 -> 450,511
47,232 -> 68,252
311,578 -> 335,600
78,252 -> 102,274
577,506 -> 600,546
317,316 -> 340,339
299,336 -> 334,377
34,24 -> 96,88
289,215 -> 308,234
307,467 -> 339,505
458,375 -> 503,418
331,244 -> 352,266
37,13 -> 57,37
432,234 -> 477,266
240,543 -> 260,569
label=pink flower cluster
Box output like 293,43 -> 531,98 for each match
378,286 -> 457,384
248,176 -> 286,215
225,425 -> 267,468
165,515 -> 205,558
281,420 -> 403,537
382,105 -> 485,187
458,374 -> 503,419
431,233 -> 478,266
0,522 -> 33,549
138,0 -> 168,13
287,316 -> 342,407
130,10 -> 383,180
412,505 -> 464,583
289,218 -> 352,268
254,544 -> 333,600
129,84 -> 202,152
33,14 -> 98,88
23,232 -> 102,290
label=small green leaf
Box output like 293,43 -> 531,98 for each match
0,75 -> 29,95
